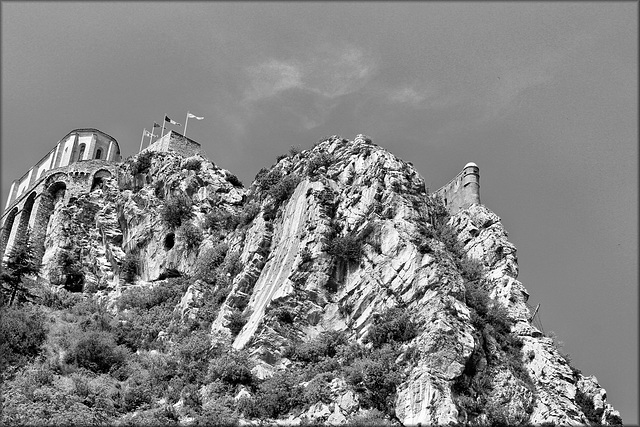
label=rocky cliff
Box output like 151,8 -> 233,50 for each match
4,135 -> 622,426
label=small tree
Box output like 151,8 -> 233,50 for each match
1,230 -> 40,306
121,253 -> 140,283
161,194 -> 193,229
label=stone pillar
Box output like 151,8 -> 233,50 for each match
4,207 -> 23,261
13,194 -> 36,247
85,134 -> 97,160
4,181 -> 16,213
106,141 -> 114,161
53,141 -> 63,168
0,208 -> 18,262
29,192 -> 53,267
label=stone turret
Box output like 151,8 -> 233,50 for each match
434,162 -> 480,213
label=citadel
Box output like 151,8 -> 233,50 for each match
0,128 -> 202,265
0,129 -> 479,267
0,128 -> 624,427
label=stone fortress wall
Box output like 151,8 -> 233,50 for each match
0,129 -> 121,264
0,126 -> 478,268
434,162 -> 480,213
142,130 -> 201,158
0,128 -> 204,266
4,129 -> 121,211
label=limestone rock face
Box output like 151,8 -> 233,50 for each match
34,135 -> 621,425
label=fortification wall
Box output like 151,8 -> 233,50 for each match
143,130 -> 201,158
1,128 -> 121,264
0,160 -> 119,264
4,129 -> 121,212
434,162 -> 480,213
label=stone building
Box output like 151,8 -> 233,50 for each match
434,162 -> 480,212
142,130 -> 201,158
0,128 -> 203,265
0,129 -> 121,263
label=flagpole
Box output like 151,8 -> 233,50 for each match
147,130 -> 154,147
161,114 -> 166,138
184,111 -> 190,139
139,129 -> 146,152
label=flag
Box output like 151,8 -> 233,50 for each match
144,129 -> 154,137
165,115 -> 181,126
153,122 -> 161,128
188,113 -> 204,120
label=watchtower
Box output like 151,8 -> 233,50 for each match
434,162 -> 480,213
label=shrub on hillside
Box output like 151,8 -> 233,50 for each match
326,233 -> 364,264
458,257 -> 484,282
226,173 -> 243,187
183,158 -> 202,171
132,151 -> 153,175
55,250 -> 85,292
307,152 -> 333,176
255,168 -> 283,191
365,307 -> 418,348
238,200 -> 260,227
174,330 -> 216,384
303,373 -> 333,404
266,174 -> 301,206
194,243 -> 229,284
121,252 -> 139,283
343,344 -> 403,414
289,145 -> 301,156
40,287 -> 83,310
178,221 -> 203,250
286,331 -> 348,364
117,278 -> 189,311
0,304 -> 47,371
65,330 -> 129,374
162,194 -> 193,229
226,310 -> 249,336
206,351 -> 253,386
203,208 -> 239,231
239,371 -> 305,419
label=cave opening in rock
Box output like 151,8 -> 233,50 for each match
164,232 -> 175,250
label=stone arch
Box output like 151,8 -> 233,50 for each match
45,172 -> 69,188
47,181 -> 67,209
90,169 -> 112,192
29,185 -> 62,267
6,192 -> 38,261
0,207 -> 19,261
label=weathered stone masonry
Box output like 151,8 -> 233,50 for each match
1,126 -> 476,274
0,129 -> 122,264
0,128 -> 202,267
434,162 -> 480,213
142,130 -> 201,158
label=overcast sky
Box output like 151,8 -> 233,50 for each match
1,2 -> 637,423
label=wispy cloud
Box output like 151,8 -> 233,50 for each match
243,59 -> 303,103
240,45 -> 376,129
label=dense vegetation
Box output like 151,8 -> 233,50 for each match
0,287 -> 418,425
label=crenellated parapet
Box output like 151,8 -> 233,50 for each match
434,162 -> 480,213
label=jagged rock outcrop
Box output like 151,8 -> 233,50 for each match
31,134 -> 621,425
